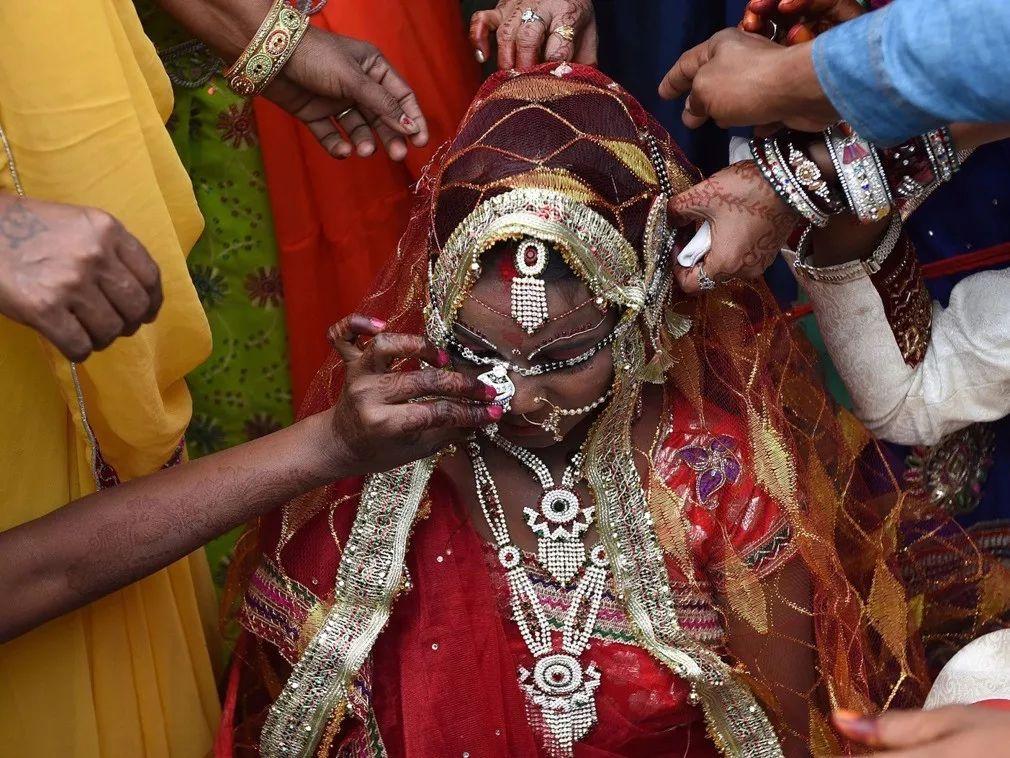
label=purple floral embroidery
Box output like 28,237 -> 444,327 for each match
674,434 -> 742,507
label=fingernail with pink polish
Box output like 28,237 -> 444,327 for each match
483,383 -> 499,400
488,404 -> 504,420
436,349 -> 450,367
399,115 -> 417,132
832,710 -> 878,742
369,317 -> 387,330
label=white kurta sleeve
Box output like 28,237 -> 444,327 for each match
787,224 -> 1010,447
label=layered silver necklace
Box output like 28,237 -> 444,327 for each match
467,436 -> 607,756
488,431 -> 594,585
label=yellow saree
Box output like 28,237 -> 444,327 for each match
0,1 -> 219,754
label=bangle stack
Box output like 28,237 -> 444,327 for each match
751,135 -> 843,227
824,122 -> 893,224
924,126 -> 960,183
876,126 -> 961,217
224,0 -> 310,98
755,123 -> 962,227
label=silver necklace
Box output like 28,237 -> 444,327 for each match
467,438 -> 608,756
486,431 -> 593,586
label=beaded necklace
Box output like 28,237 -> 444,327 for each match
467,436 -> 608,757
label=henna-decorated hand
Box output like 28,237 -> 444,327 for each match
669,161 -> 800,294
0,195 -> 162,362
833,705 -> 1010,756
325,314 -> 502,475
741,0 -> 865,45
658,27 -> 838,131
470,0 -> 597,70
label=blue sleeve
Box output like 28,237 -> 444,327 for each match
812,0 -> 1010,145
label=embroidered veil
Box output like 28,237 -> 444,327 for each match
221,64 -> 1010,757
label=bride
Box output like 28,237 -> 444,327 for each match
222,64 -> 1004,757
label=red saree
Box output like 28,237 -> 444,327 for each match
254,0 -> 481,405
236,399 -> 791,756
223,64 -> 1010,757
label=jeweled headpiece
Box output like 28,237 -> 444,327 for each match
260,64 -> 782,758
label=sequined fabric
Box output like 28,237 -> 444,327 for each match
222,64 -> 1010,758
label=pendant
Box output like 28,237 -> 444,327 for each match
524,488 -> 594,585
519,653 -> 601,757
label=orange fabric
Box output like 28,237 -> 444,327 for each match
254,1 -> 481,406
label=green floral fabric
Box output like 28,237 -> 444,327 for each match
140,4 -> 294,585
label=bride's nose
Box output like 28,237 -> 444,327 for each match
506,373 -> 546,420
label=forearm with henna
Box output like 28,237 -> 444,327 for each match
0,411 -> 345,642
696,161 -> 798,270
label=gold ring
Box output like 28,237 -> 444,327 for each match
336,106 -> 355,120
552,25 -> 576,42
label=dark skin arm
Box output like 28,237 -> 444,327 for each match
0,315 -> 501,643
154,0 -> 429,160
721,558 -> 816,758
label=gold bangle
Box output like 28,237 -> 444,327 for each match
224,0 -> 310,98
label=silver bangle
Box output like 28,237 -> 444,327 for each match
824,123 -> 892,224
923,127 -> 961,183
750,138 -> 829,227
792,214 -> 903,284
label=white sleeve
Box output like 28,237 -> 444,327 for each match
788,249 -> 1010,447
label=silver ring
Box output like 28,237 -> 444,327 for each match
697,262 -> 717,291
521,8 -> 545,25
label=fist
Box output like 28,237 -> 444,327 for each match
0,195 -> 162,361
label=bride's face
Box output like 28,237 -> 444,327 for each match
448,242 -> 619,449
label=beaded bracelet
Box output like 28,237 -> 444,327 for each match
824,122 -> 893,224
224,0 -> 310,98
792,214 -> 902,283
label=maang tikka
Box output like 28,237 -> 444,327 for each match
512,237 -> 550,334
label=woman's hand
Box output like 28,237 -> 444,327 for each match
325,314 -> 502,475
668,161 -> 800,293
833,705 -> 1010,756
470,0 -> 597,70
156,0 -> 428,161
741,0 -> 865,45
0,195 -> 162,361
270,30 -> 429,161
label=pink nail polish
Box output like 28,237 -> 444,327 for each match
832,711 -> 878,742
436,349 -> 450,367
488,404 -> 504,420
369,317 -> 387,330
399,114 -> 416,131
483,383 -> 499,400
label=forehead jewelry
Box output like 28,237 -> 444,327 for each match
512,237 -> 550,334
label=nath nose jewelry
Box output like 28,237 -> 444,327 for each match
529,392 -> 612,442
